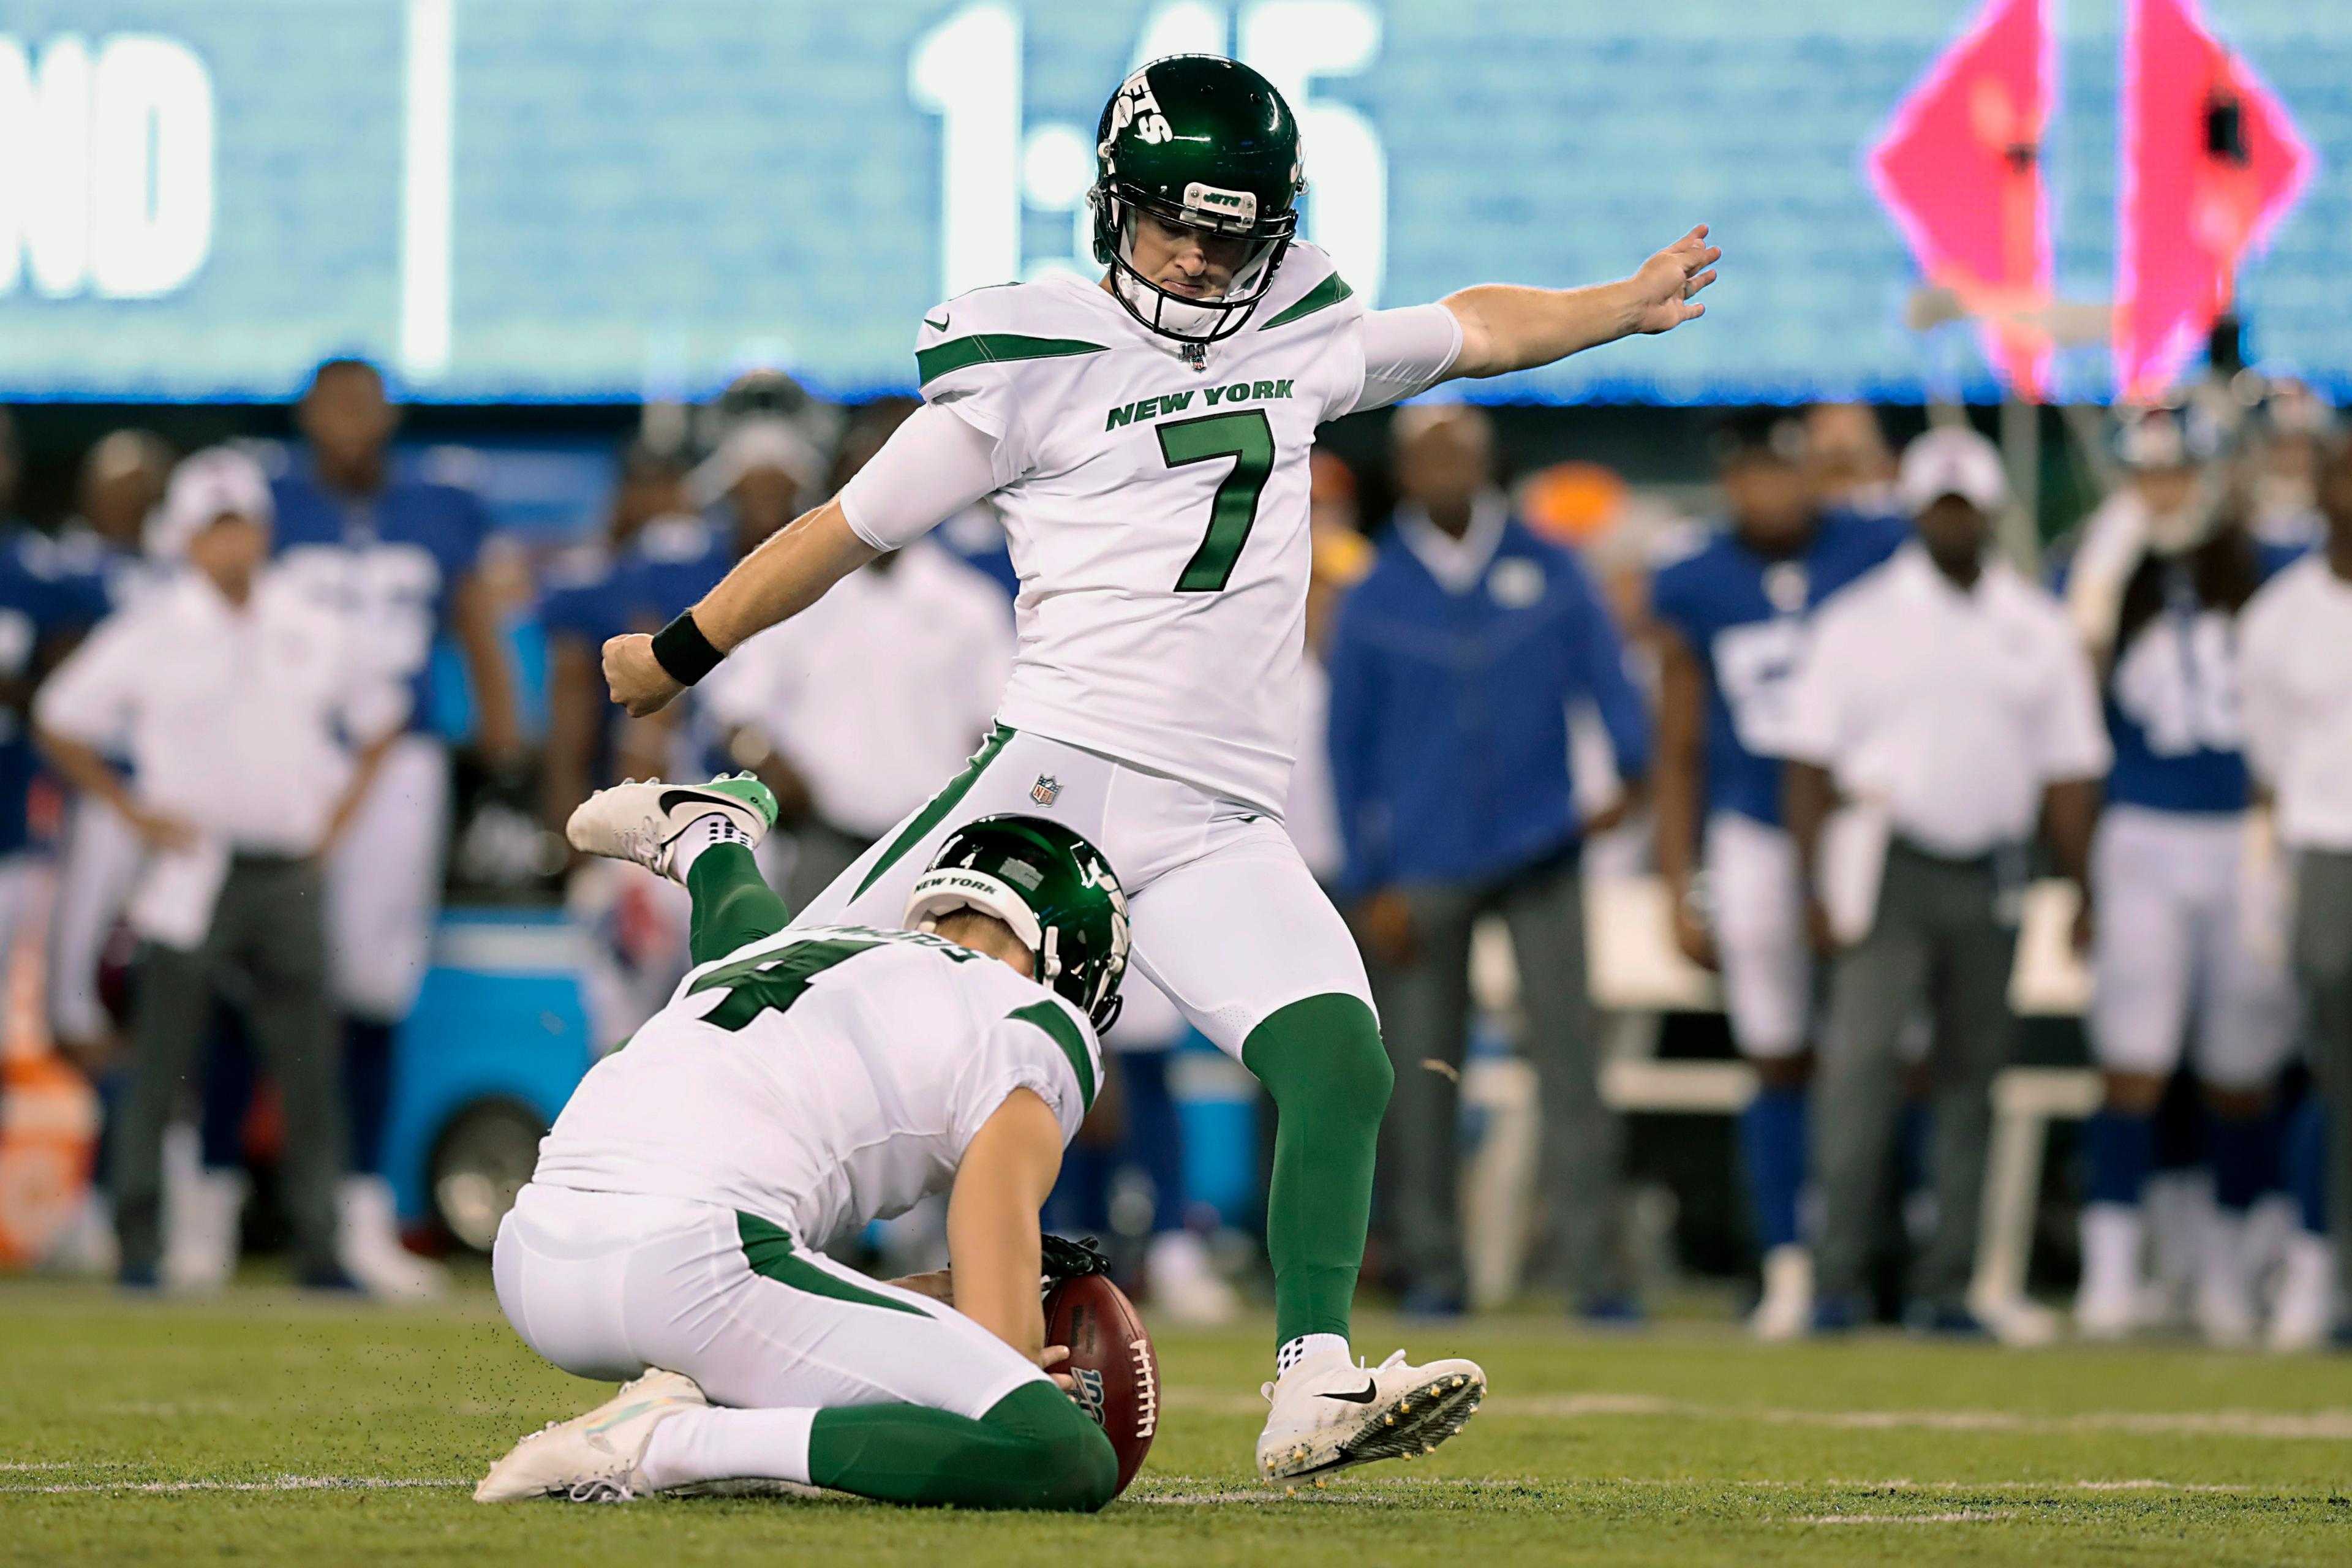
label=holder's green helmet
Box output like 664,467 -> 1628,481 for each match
1089,55 -> 1305,346
903,815 -> 1131,1031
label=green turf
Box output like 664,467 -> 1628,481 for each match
2,1276 -> 2349,1565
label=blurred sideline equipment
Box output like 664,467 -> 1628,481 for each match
1535,873 -> 2098,1344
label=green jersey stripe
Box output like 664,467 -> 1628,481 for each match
1259,271 -> 1354,330
1008,999 -> 1096,1114
916,333 -> 1108,386
853,724 -> 1014,898
737,1212 -> 929,1316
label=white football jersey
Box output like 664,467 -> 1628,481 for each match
881,246 -> 1417,813
532,923 -> 1101,1250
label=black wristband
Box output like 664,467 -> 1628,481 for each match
649,609 -> 725,687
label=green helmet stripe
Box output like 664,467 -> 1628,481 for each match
1008,1000 -> 1096,1114
1260,271 -> 1354,331
916,334 -> 1109,388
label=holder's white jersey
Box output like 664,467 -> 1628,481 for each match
842,246 -> 1457,813
532,923 -> 1101,1250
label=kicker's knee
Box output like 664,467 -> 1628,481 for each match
1243,993 -> 1392,1123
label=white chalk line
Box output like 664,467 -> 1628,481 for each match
1161,1388 -> 2352,1439
0,1475 -> 466,1496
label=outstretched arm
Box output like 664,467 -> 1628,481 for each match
1443,226 -> 1719,380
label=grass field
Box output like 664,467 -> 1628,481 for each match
3,1275 -> 2350,1566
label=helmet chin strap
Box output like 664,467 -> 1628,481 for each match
1110,206 -> 1278,349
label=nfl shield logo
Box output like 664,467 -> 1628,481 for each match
1030,774 -> 1062,807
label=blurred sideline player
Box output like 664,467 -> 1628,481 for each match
1801,402 -> 1901,518
271,358 -> 523,1297
48,431 -> 175,1063
538,439 -> 696,837
0,412 -> 113,1151
2244,377 -> 2334,548
2062,398 -> 2305,1345
2241,434 -> 2352,1351
605,55 -> 1709,1477
1052,974 -> 1242,1327
547,420 -> 819,1048
483,782 -> 1126,1509
1648,413 -> 1907,1338
701,404 -> 1010,913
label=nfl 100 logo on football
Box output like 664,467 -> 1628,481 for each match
1070,1366 -> 1108,1426
1030,774 -> 1062,807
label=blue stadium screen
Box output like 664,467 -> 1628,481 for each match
0,1 -> 2342,404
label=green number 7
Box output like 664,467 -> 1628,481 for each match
1159,410 -> 1275,593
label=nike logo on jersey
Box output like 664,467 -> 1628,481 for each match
924,314 -> 950,331
1319,1379 -> 1381,1405
1106,379 -> 1295,432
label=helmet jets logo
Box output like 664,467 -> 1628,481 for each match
1030,774 -> 1063,806
1181,181 -> 1257,228
1102,72 -> 1172,152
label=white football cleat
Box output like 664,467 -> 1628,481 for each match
1145,1231 -> 1240,1328
2196,1212 -> 2260,1349
475,1370 -> 706,1502
2073,1204 -> 2144,1341
337,1175 -> 449,1301
1749,1244 -> 1813,1342
2266,1231 -> 2337,1352
567,774 -> 780,883
1255,1347 -> 1484,1482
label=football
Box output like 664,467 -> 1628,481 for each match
1043,1272 -> 1161,1495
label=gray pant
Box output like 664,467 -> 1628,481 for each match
115,856 -> 344,1278
1814,841 -> 2016,1311
785,821 -> 876,919
2294,848 -> 2352,1307
1366,857 -> 1623,1302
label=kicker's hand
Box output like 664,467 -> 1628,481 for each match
1629,225 -> 1720,335
603,633 -> 685,718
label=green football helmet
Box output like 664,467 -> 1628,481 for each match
903,814 -> 1132,1031
1089,54 -> 1305,346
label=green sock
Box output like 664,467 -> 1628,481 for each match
807,1381 -> 1117,1512
685,843 -> 791,967
1242,993 -> 1392,1349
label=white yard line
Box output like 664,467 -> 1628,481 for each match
1159,1388 -> 2352,1439
0,1476 -> 467,1496
1798,1511 -> 2010,1525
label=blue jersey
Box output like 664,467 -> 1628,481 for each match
270,459 -> 491,729
1649,510 -> 1909,826
0,525 -> 113,854
535,516 -> 734,789
2098,540 -> 2305,814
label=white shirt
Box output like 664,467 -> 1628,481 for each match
836,250 -> 1463,813
1780,545 -> 2111,857
1395,491 -> 1510,595
533,924 -> 1101,1250
702,543 -> 1014,840
2239,554 -> 2352,850
36,569 -> 410,854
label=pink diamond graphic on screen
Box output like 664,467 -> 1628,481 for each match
1868,0 -> 2057,398
2115,0 -> 2314,401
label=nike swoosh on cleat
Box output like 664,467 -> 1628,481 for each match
658,788 -> 726,816
1319,1379 -> 1381,1404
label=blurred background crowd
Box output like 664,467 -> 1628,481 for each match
1,0 -> 2349,1354
1,342 -> 2348,1354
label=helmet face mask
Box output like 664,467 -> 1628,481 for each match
903,815 -> 1131,1031
1090,56 -> 1305,348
